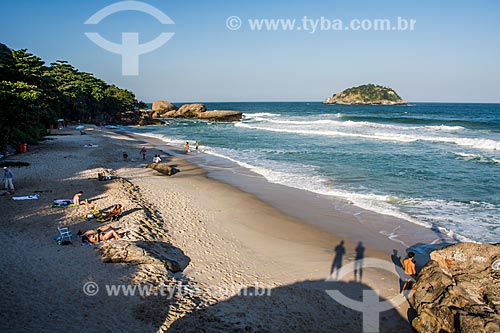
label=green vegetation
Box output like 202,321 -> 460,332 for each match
341,84 -> 402,102
0,43 -> 146,150
324,84 -> 406,105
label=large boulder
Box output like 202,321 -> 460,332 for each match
409,243 -> 500,333
162,103 -> 207,118
137,110 -> 164,126
147,162 -> 174,176
161,104 -> 243,122
152,100 -> 178,117
198,110 -> 243,122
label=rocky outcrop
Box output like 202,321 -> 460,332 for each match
163,103 -> 207,118
161,103 -> 243,122
324,84 -> 407,105
409,243 -> 500,333
198,110 -> 243,122
147,162 -> 174,176
137,111 -> 165,126
152,100 -> 178,118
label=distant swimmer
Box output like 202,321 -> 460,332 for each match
195,141 -> 199,152
184,141 -> 189,153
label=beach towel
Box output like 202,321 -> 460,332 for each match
12,194 -> 40,200
52,199 -> 76,208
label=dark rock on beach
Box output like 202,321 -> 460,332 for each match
409,242 -> 500,333
147,162 -> 174,176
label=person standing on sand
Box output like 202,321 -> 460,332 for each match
140,147 -> 147,160
184,141 -> 189,153
402,251 -> 417,293
3,167 -> 14,193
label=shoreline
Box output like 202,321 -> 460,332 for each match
123,127 -> 446,257
1,125 -> 413,332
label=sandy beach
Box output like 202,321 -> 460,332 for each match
0,126 -> 414,332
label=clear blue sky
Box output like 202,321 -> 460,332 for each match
1,0 -> 499,102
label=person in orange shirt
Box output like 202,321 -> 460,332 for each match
402,251 -> 417,293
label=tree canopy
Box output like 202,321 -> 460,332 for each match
0,43 -> 143,149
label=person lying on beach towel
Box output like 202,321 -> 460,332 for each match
97,172 -> 112,181
83,144 -> 98,147
52,191 -> 88,208
78,226 -> 121,244
96,204 -> 122,222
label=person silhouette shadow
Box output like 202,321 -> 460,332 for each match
354,241 -> 365,282
330,240 -> 346,280
391,249 -> 404,292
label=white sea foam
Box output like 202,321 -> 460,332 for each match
424,125 -> 465,132
203,144 -> 488,241
235,122 -> 500,151
243,112 -> 281,119
454,152 -> 500,165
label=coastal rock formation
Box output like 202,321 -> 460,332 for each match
138,111 -> 165,126
161,103 -> 243,122
409,243 -> 500,333
163,103 -> 207,118
198,110 -> 243,122
147,162 -> 174,176
152,100 -> 178,118
324,84 -> 407,105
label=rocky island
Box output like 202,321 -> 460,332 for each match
323,84 -> 407,105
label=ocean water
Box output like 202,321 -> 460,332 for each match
129,102 -> 500,244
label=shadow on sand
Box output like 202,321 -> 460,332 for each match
159,279 -> 411,332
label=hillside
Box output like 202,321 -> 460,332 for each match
324,84 -> 407,105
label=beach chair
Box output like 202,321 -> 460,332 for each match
56,225 -> 72,245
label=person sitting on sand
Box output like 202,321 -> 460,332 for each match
153,154 -> 162,163
78,227 -> 121,244
73,191 -> 83,205
402,251 -> 417,293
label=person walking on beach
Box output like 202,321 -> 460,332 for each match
184,141 -> 189,153
3,167 -> 14,193
140,147 -> 147,160
402,251 -> 417,294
